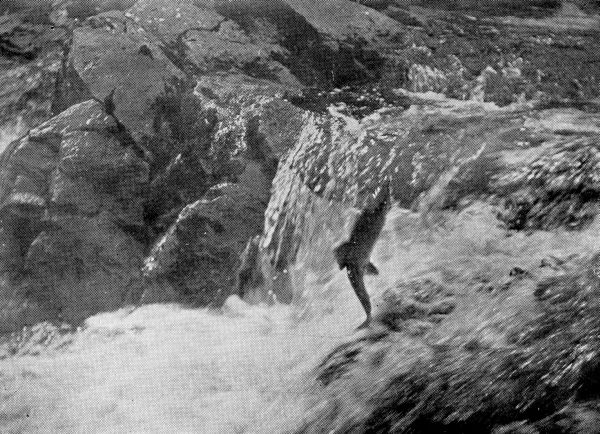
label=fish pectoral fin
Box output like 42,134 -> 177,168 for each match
364,262 -> 379,275
334,241 -> 350,269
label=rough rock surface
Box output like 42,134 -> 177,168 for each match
0,100 -> 148,325
142,183 -> 268,306
0,9 -> 70,131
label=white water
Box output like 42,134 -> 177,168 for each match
0,117 -> 26,154
3,201 -> 600,433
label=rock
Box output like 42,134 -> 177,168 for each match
234,235 -> 265,300
375,2 -> 600,106
0,321 -> 74,359
128,0 -> 401,88
128,0 -> 300,84
373,278 -> 456,332
0,9 -> 69,129
67,11 -> 186,139
0,100 -> 148,325
142,182 -> 269,306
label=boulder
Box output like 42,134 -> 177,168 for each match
0,100 -> 148,325
142,182 -> 269,306
66,10 -> 186,139
129,0 -> 401,88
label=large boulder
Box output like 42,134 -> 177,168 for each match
127,0 -> 403,88
66,11 -> 186,139
0,100 -> 148,325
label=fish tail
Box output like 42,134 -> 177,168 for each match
347,265 -> 372,320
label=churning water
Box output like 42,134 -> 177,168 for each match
2,200 -> 600,433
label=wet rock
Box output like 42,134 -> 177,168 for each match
235,235 -> 265,300
283,85 -> 410,119
0,100 -> 148,326
373,2 -> 600,106
373,278 -> 456,332
66,11 -> 186,139
128,0 -> 298,85
0,321 -> 73,359
142,182 -> 269,306
129,0 -> 400,88
0,9 -> 70,129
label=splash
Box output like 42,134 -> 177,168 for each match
0,117 -> 27,155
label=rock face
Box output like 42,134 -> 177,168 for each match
68,11 -> 187,139
0,100 -> 148,325
295,252 -> 600,433
142,183 -> 268,306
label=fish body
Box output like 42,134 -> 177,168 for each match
334,181 -> 391,329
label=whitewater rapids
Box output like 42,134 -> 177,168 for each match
3,200 -> 600,433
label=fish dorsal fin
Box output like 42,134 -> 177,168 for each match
364,262 -> 379,275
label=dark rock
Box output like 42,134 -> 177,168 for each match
283,85 -> 410,119
235,235 -> 264,299
129,0 -> 400,88
373,279 -> 456,331
0,100 -> 148,326
67,11 -> 186,139
0,9 -> 70,129
141,182 -> 269,306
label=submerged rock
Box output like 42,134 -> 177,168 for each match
494,137 -> 600,231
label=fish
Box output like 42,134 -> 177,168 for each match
334,180 -> 392,329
